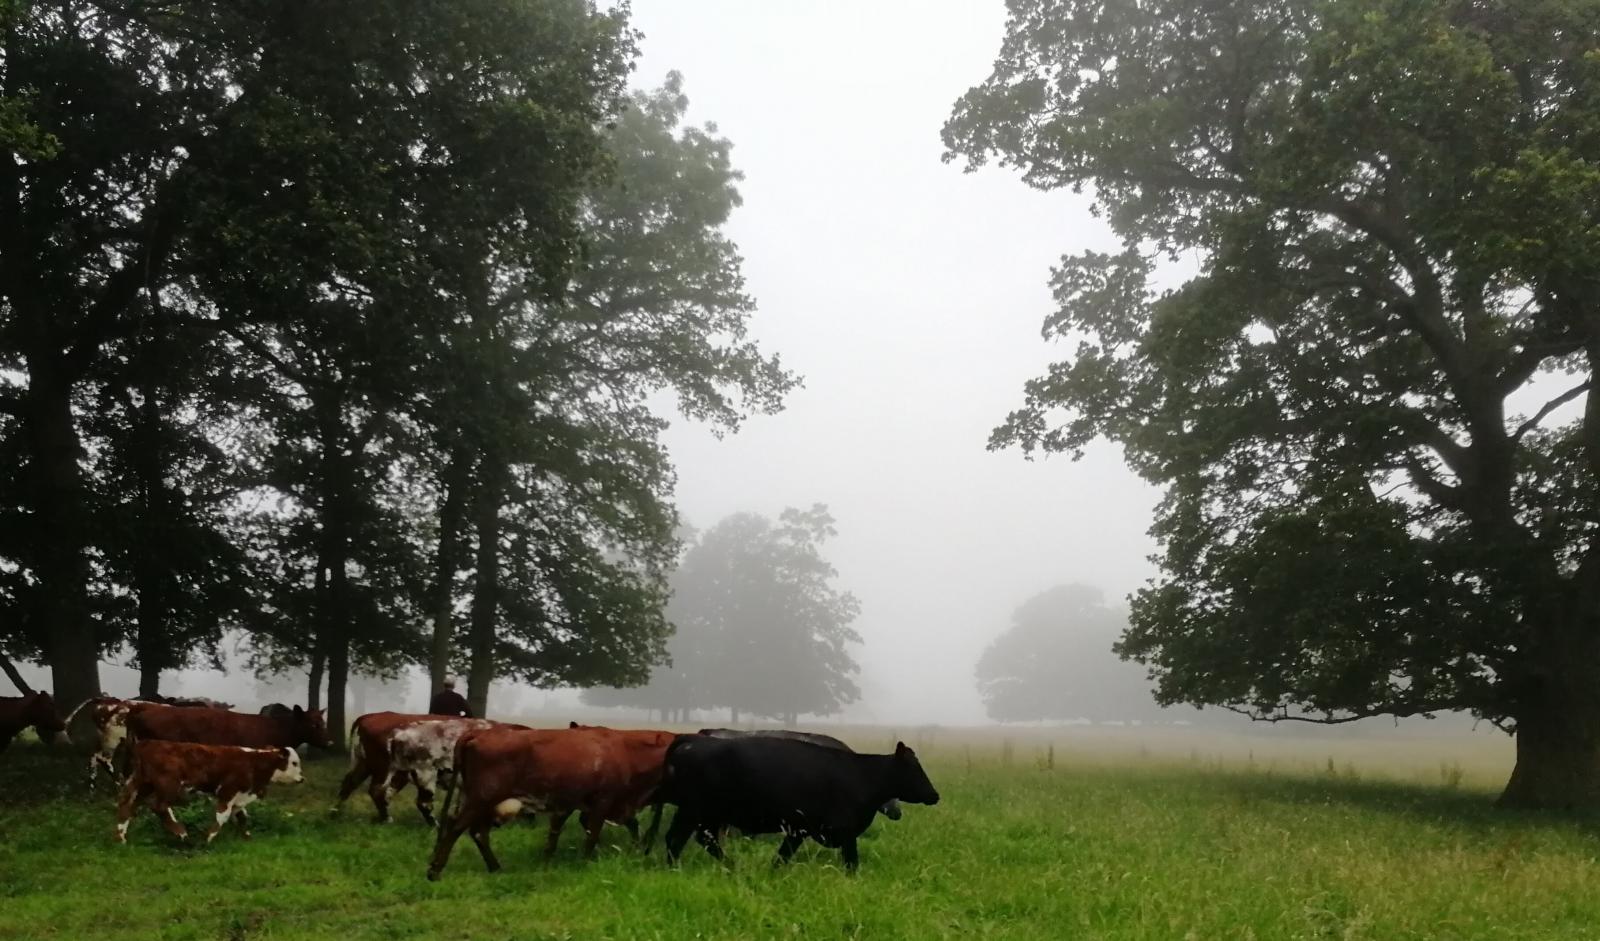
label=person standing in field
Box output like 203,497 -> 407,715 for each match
428,677 -> 472,718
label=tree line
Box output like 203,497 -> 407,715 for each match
0,2 -> 793,746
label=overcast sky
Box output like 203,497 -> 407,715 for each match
627,1 -> 1161,724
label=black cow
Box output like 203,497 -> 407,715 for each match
698,728 -> 904,821
660,736 -> 938,871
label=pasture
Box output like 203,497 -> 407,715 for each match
2,725 -> 1598,940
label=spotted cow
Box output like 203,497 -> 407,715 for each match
114,739 -> 304,844
384,717 -> 498,826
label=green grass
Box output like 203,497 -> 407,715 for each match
3,739 -> 1599,940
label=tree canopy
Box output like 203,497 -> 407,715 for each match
946,0 -> 1600,808
976,585 -> 1171,724
584,506 -> 863,723
0,2 -> 792,743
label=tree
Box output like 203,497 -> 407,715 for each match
437,75 -> 795,717
0,1 -> 643,721
946,0 -> 1600,807
587,506 -> 861,723
976,585 -> 1171,724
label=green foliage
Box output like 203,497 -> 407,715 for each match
946,0 -> 1600,804
0,2 -> 785,721
976,584 -> 1172,723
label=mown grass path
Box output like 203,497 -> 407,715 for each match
2,744 -> 1598,939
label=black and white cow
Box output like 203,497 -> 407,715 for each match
698,728 -> 905,821
660,736 -> 939,871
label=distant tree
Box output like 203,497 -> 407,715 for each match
587,506 -> 861,724
975,585 -> 1169,724
946,0 -> 1600,807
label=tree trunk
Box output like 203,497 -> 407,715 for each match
307,649 -> 325,712
466,462 -> 503,720
132,319 -> 171,705
0,653 -> 33,695
427,445 -> 471,693
326,631 -> 349,750
26,369 -> 100,711
1499,692 -> 1600,809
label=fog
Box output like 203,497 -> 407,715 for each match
631,1 -> 1160,725
3,3 -> 1180,723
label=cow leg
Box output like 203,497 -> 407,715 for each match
774,832 -> 804,866
412,769 -> 437,827
334,745 -> 371,812
580,812 -> 606,860
468,822 -> 501,873
368,775 -> 395,823
154,802 -> 188,842
695,828 -> 727,864
207,792 -> 257,843
544,810 -> 572,859
840,837 -> 860,873
114,780 -> 148,843
233,805 -> 252,839
663,810 -> 695,865
621,815 -> 641,843
426,812 -> 471,881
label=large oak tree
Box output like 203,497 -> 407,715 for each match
946,0 -> 1600,807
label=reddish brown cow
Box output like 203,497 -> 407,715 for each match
0,692 -> 66,752
114,740 -> 304,844
426,725 -> 677,880
567,722 -> 678,848
128,703 -> 330,752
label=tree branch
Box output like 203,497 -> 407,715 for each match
0,652 -> 34,695
1513,381 -> 1592,442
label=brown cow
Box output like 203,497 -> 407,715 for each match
567,722 -> 678,849
426,725 -> 677,880
114,740 -> 304,844
0,692 -> 65,752
128,703 -> 330,752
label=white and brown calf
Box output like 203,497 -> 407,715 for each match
385,718 -> 496,826
114,739 -> 304,844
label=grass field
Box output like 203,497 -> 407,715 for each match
3,727 -> 1599,940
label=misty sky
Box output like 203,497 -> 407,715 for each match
629,1 -> 1161,724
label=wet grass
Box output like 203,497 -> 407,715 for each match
2,738 -> 1599,939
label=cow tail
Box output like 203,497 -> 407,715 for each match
62,699 -> 98,748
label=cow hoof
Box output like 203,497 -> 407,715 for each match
426,869 -> 442,882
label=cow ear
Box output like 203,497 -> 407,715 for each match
293,705 -> 304,717
894,741 -> 910,756
569,721 -> 579,729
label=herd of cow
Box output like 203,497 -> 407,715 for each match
0,690 -> 940,878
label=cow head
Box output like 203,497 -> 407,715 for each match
290,706 -> 333,749
272,746 -> 306,785
25,692 -> 66,744
890,742 -> 940,806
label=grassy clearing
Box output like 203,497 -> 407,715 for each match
1,731 -> 1596,940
